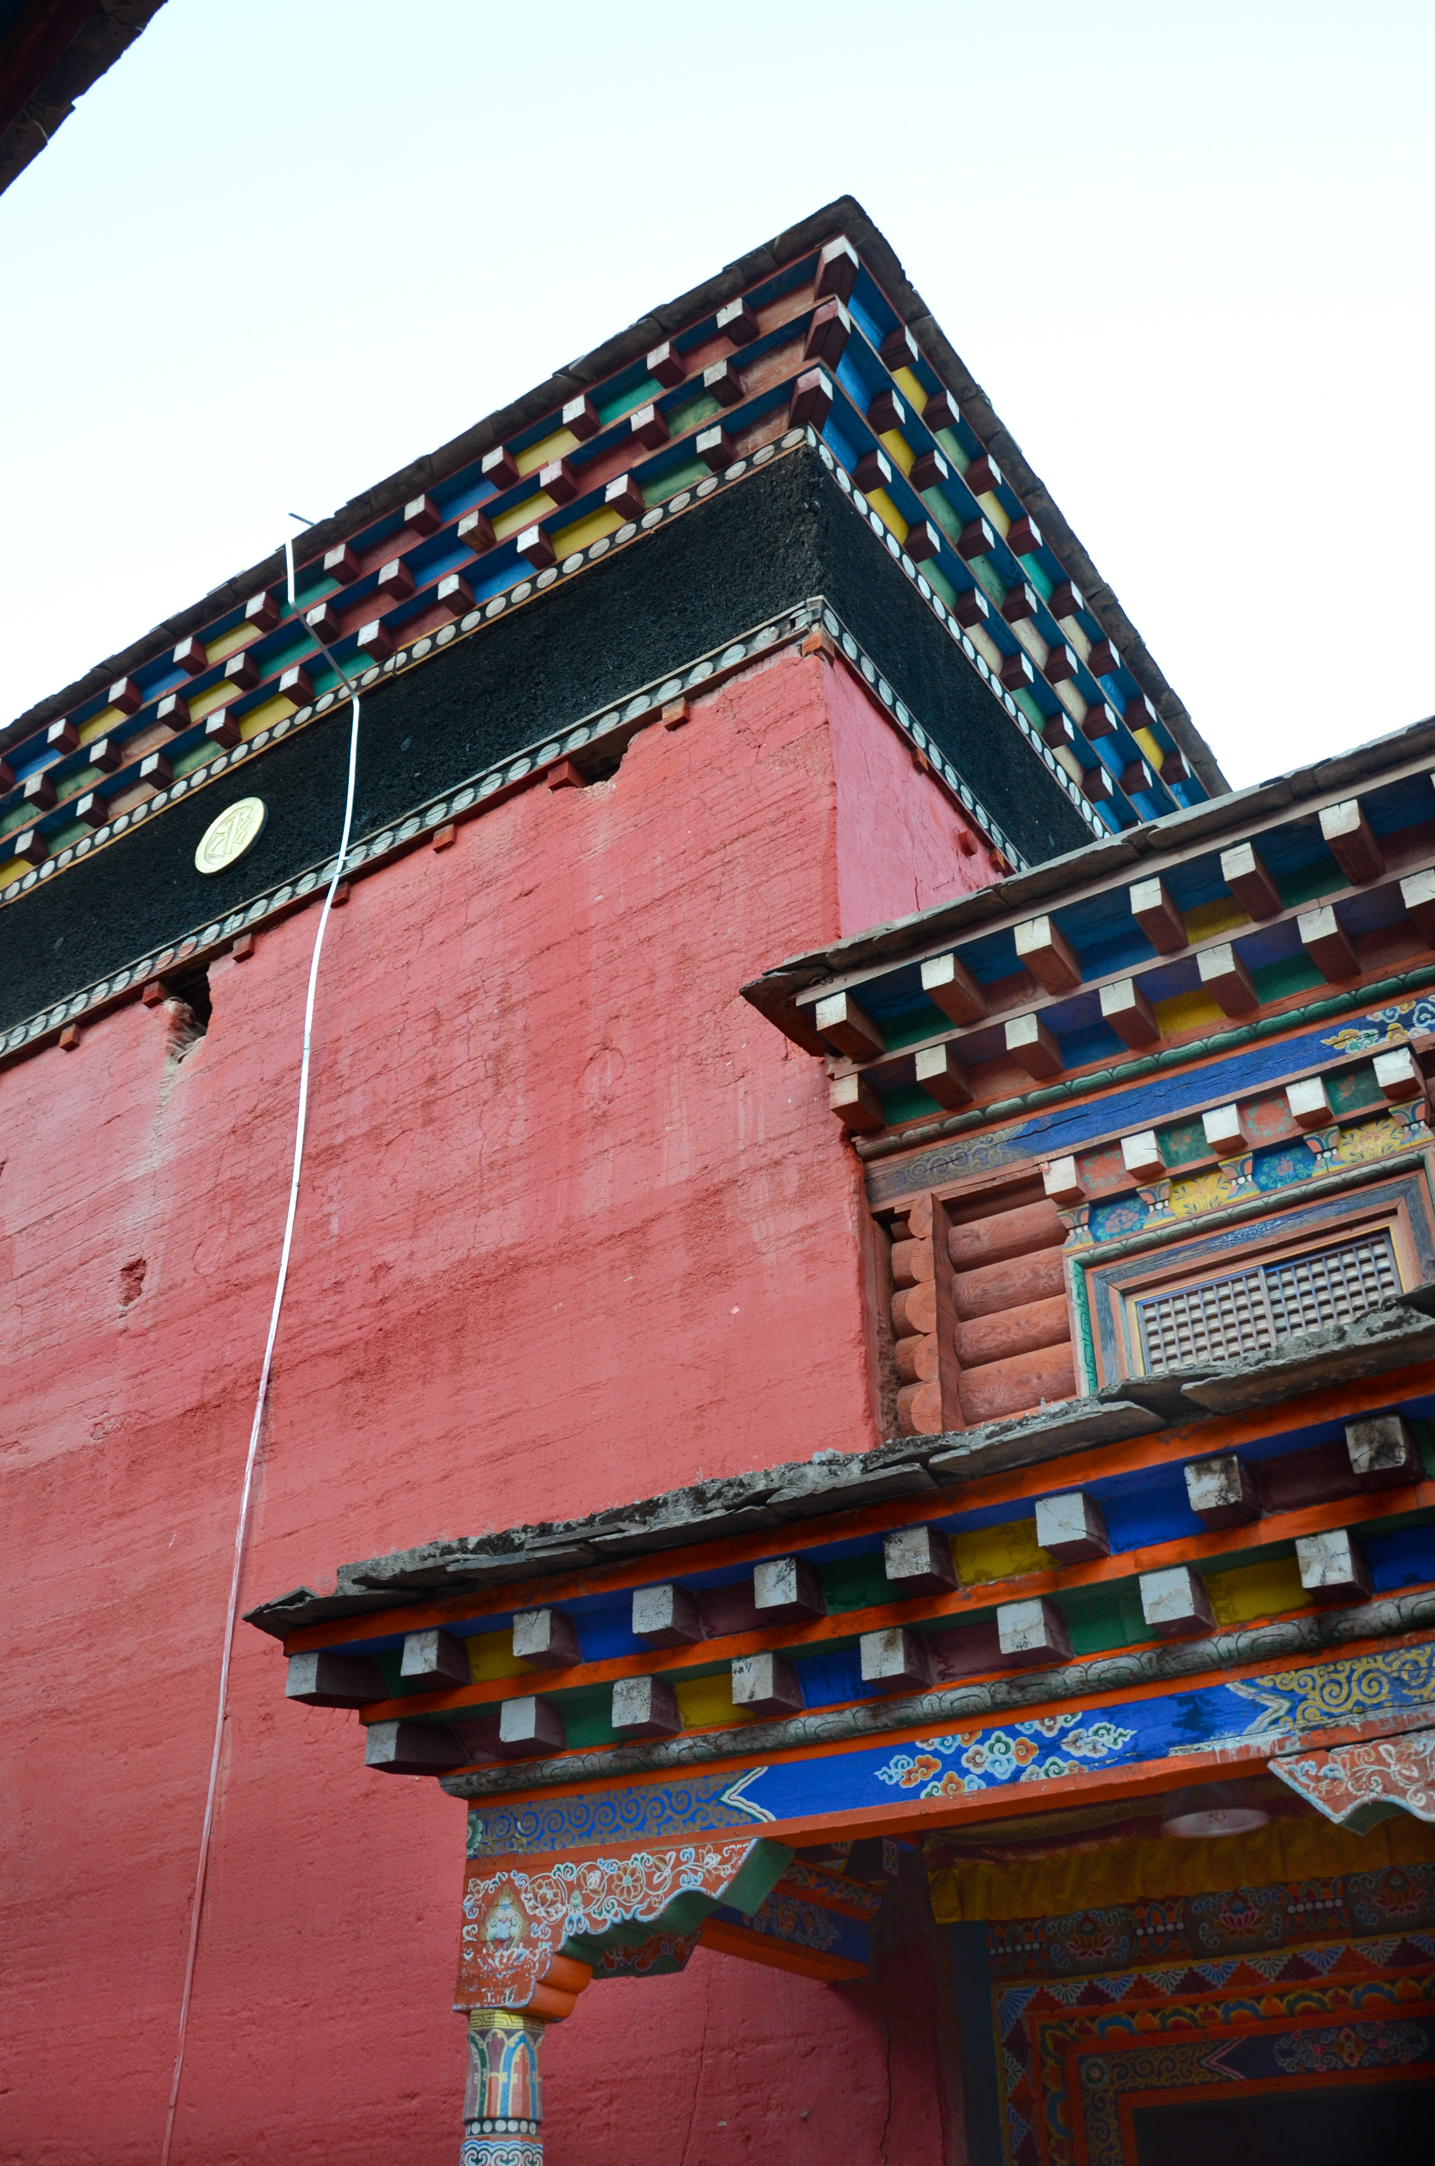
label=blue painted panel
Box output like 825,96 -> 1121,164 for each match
832,349 -> 883,419
1163,858 -> 1239,915
1365,1524 -> 1435,1592
1078,925 -> 1163,978
1057,1020 -> 1128,1069
570,1604 -> 645,1661
845,284 -> 889,353
1368,773 -> 1435,835
820,414 -> 862,478
797,1648 -> 878,1706
866,989 -> 1435,1201
1093,1467 -> 1202,1550
463,1643 -> 1435,1856
1236,920 -> 1305,970
730,1641 -> 1435,1823
859,970 -> 945,1025
1340,884 -> 1409,933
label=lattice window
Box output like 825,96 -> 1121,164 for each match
1265,1237 -> 1399,1335
1136,1230 -> 1399,1371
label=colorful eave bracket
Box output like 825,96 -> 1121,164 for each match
740,744 -> 1435,1148
0,567 -> 1009,1066
249,1318 -> 1435,1862
0,230 -> 1207,909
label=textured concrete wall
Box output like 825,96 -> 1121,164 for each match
0,648 -> 982,2162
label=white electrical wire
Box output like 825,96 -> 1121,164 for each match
161,529 -> 362,2165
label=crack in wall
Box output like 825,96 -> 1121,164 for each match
675,1954 -> 712,2166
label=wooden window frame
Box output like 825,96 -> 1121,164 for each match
1073,1159 -> 1435,1391
1129,1216 -> 1403,1374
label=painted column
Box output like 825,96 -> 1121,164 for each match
460,2009 -> 547,2166
452,1836 -> 793,2160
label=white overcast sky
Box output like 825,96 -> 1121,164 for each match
2,0 -> 1431,790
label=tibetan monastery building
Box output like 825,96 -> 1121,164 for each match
3,199 -> 1433,2166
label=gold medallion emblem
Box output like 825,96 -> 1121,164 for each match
194,796 -> 267,875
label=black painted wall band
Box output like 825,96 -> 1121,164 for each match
0,446 -> 1089,1034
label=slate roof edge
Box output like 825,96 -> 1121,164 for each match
743,707 -> 1435,1001
833,217 -> 1227,800
5,195 -> 1220,801
4,198 -> 857,753
242,1291 -> 1435,1637
0,1 -> 167,199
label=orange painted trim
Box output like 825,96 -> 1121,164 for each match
770,1874 -> 878,1921
283,1362 -> 1435,1657
696,1916 -> 867,1981
442,1621 -> 1435,1847
1281,1700 -> 1435,1752
355,1524 -> 1432,1728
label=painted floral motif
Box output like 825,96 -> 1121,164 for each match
457,1838 -> 762,2007
1077,1108 -> 1424,1248
875,1713 -> 1136,1797
593,1930 -> 700,1977
1348,1864 -> 1435,1928
986,1868 -> 1435,1984
1323,994 -> 1435,1054
1273,1728 -> 1435,1829
1272,2019 -> 1428,2072
1189,1884 -> 1287,1951
1167,1162 -> 1254,1218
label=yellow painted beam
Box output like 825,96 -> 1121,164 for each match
892,367 -> 927,414
466,1627 -> 531,1683
1205,1553 -> 1308,1625
192,681 -> 238,723
1132,725 -> 1167,773
493,493 -> 556,542
950,1517 -> 1052,1587
675,1671 -> 752,1727
864,488 -> 909,545
552,506 -> 623,557
238,694 -> 298,740
877,428 -> 915,478
208,624 -> 260,664
1184,896 -> 1252,943
1153,988 -> 1227,1037
516,427 -> 580,477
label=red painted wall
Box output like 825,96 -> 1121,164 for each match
1,648 -> 984,2162
825,656 -> 1005,935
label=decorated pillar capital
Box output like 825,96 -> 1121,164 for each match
455,1834 -> 789,2010
451,1837 -> 788,2164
